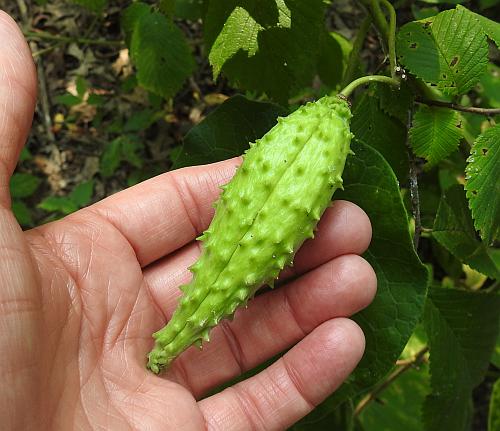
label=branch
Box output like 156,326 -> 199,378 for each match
24,30 -> 123,47
354,346 -> 429,417
405,105 -> 422,250
417,99 -> 500,116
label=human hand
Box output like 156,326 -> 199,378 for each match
0,11 -> 376,430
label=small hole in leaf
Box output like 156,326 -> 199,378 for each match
450,56 -> 458,67
482,148 -> 488,155
410,43 -> 417,49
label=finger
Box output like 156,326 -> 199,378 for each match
281,200 -> 371,277
50,157 -> 241,267
159,255 -> 376,397
0,11 -> 37,204
143,200 -> 372,319
0,11 -> 41,429
198,318 -> 365,431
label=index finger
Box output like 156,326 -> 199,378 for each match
82,157 -> 241,267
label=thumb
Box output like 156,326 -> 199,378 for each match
0,10 -> 37,206
0,12 -> 42,430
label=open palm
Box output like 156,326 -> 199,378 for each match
0,11 -> 376,431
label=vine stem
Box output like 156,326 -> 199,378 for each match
358,0 -> 389,43
354,346 -> 429,417
339,75 -> 400,98
379,0 -> 397,79
416,99 -> 500,116
341,16 -> 372,89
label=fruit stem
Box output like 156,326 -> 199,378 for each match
339,75 -> 400,98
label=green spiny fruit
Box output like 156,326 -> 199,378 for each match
147,95 -> 353,373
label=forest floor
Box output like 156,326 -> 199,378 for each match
1,1 -> 497,429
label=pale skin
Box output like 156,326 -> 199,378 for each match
0,11 -> 377,430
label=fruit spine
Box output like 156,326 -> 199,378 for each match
147,95 -> 353,373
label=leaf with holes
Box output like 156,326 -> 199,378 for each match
205,0 -> 326,103
465,124 -> 500,245
409,105 -> 462,167
459,5 -> 500,48
396,6 -> 488,95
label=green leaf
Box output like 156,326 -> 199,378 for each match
120,137 -> 143,168
411,5 -> 439,20
460,5 -> 500,47
433,184 -> 499,279
490,379 -> 500,431
205,0 -> 326,103
423,287 -> 500,431
71,0 -> 106,13
100,136 -> 144,177
10,173 -> 41,198
351,90 -> 409,181
298,142 -> 428,427
100,138 -> 122,178
121,2 -> 150,46
55,93 -> 82,107
123,108 -> 158,132
19,148 -> 32,162
336,141 -> 428,389
129,6 -> 195,99
12,200 -> 33,226
493,333 -> 500,369
173,95 -> 286,169
76,76 -> 88,98
173,0 -> 205,20
359,363 -> 430,431
396,7 -> 488,95
69,180 -> 94,208
480,64 -> 500,109
87,93 -> 104,106
38,196 -> 79,215
158,0 -> 176,15
465,125 -> 500,245
317,31 -> 352,90
375,81 -> 414,124
292,399 -> 356,430
409,105 -> 462,167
